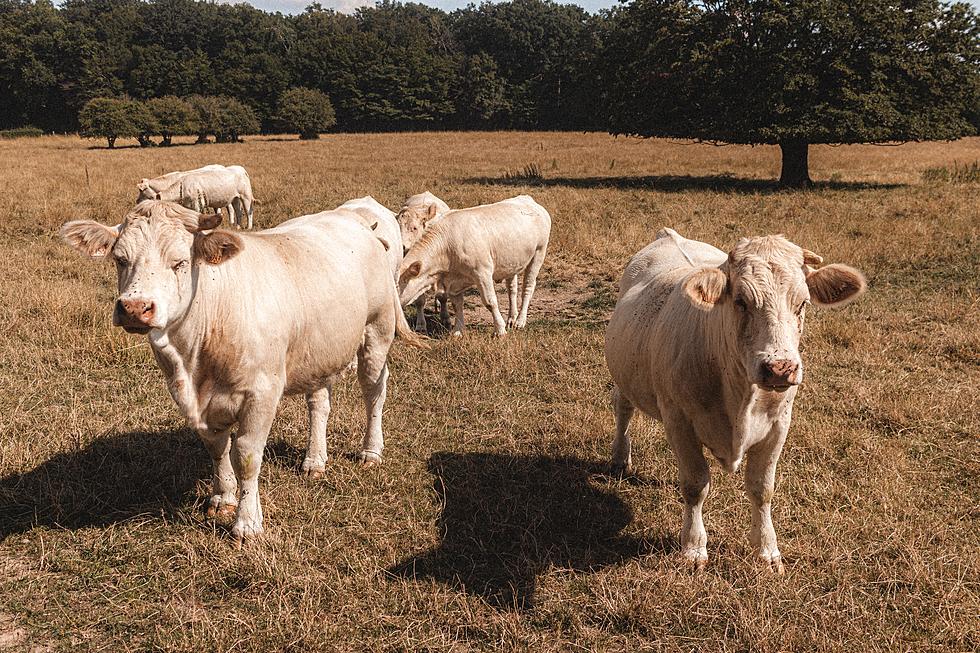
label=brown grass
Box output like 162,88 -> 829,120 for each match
0,133 -> 978,651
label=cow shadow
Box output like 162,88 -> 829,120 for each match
0,429 -> 208,541
389,451 -> 674,610
462,174 -> 905,194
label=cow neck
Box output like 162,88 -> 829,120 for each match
146,262 -> 230,432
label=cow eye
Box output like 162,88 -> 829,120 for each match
114,255 -> 129,267
734,297 -> 748,311
796,300 -> 809,315
172,260 -> 189,272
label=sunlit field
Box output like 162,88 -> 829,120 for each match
0,132 -> 977,651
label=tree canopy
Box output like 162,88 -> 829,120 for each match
277,87 -> 336,139
604,0 -> 980,185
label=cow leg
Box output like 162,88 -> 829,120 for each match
354,327 -> 391,466
609,386 -> 634,477
301,385 -> 333,477
516,245 -> 547,328
450,293 -> 465,337
414,294 -> 428,333
475,272 -> 507,336
200,427 -> 237,519
225,204 -> 236,228
243,196 -> 253,230
229,392 -> 280,545
506,274 -> 520,329
437,294 -> 450,325
745,429 -> 788,574
664,413 -> 710,568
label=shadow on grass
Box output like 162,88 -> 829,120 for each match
389,451 -> 674,610
0,429 -> 207,541
461,174 -> 905,194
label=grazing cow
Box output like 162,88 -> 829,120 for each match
336,196 -> 403,281
154,165 -> 256,229
398,195 -> 551,337
61,200 -> 425,544
604,228 -> 867,572
136,165 -> 224,203
396,191 -> 451,332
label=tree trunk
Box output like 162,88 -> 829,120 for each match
196,133 -> 209,144
162,133 -> 172,146
107,136 -> 115,149
779,140 -> 812,188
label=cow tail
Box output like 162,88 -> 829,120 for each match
393,284 -> 430,350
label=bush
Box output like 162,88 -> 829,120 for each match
0,126 -> 45,139
78,97 -> 139,148
146,96 -> 198,146
187,95 -> 259,143
277,87 -> 336,140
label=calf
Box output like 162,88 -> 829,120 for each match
398,195 -> 551,337
604,228 -> 866,571
154,165 -> 256,229
396,191 -> 451,332
62,200 -> 424,544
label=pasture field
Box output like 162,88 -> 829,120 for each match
0,132 -> 978,651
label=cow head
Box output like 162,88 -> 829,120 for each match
398,255 -> 436,307
397,203 -> 439,254
135,179 -> 157,203
61,200 -> 243,335
683,235 -> 866,391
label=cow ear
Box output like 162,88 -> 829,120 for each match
425,204 -> 439,223
399,260 -> 422,283
194,231 -> 243,265
802,248 -> 824,267
196,212 -> 223,231
61,220 -> 120,259
806,264 -> 866,307
683,267 -> 728,307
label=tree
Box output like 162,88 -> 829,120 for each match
277,86 -> 335,139
213,96 -> 259,142
78,96 -> 136,147
604,0 -> 980,187
127,98 -> 157,146
456,53 -> 510,126
146,95 -> 197,145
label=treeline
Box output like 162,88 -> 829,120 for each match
0,0 -> 606,133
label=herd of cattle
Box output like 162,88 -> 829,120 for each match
60,162 -> 867,572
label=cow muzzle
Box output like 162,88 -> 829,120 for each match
114,298 -> 156,334
758,359 -> 801,390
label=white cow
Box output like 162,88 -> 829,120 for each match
154,165 -> 256,229
397,191 -> 451,332
605,228 -> 867,572
398,195 -> 551,337
136,165 -> 225,204
336,196 -> 403,281
61,200 -> 425,544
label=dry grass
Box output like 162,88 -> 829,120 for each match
0,132 -> 977,652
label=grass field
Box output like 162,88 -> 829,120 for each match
0,132 -> 977,651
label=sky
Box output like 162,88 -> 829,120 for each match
226,0 -> 980,16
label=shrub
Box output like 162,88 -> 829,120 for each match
0,126 -> 44,139
277,87 -> 336,140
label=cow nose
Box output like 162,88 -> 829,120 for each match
116,298 -> 156,324
760,359 -> 800,386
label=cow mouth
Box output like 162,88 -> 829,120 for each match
759,382 -> 795,392
121,324 -> 152,335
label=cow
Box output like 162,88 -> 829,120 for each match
136,164 -> 224,204
604,228 -> 867,572
336,196 -> 403,281
61,200 -> 426,544
396,191 -> 451,332
153,165 -> 256,229
398,195 -> 551,337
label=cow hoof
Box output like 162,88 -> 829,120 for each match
451,331 -> 463,338
609,462 -> 633,478
682,549 -> 708,571
206,499 -> 238,520
759,554 -> 785,575
231,520 -> 264,548
506,318 -> 516,329
300,458 -> 327,477
355,450 -> 383,467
